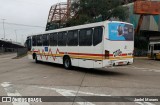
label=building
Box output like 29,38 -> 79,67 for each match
126,1 -> 160,42
0,39 -> 24,53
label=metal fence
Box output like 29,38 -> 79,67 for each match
0,47 -> 16,53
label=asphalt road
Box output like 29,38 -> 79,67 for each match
0,53 -> 160,105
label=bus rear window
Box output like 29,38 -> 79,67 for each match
108,23 -> 134,41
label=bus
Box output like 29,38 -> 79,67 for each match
26,21 -> 134,69
148,42 -> 160,60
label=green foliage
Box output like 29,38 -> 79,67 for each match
66,0 -> 129,27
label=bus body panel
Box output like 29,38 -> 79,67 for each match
78,46 -> 93,68
67,46 -> 79,67
103,21 -> 134,66
78,43 -> 104,68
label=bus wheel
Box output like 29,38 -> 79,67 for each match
153,54 -> 157,60
63,56 -> 71,69
35,55 -> 39,63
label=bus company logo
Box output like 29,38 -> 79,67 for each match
2,97 -> 11,102
113,49 -> 122,57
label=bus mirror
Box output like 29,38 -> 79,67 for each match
26,37 -> 31,51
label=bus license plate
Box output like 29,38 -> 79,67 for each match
118,62 -> 124,65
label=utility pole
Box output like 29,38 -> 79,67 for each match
21,35 -> 24,45
1,45 -> 4,53
15,30 -> 17,42
2,19 -> 6,39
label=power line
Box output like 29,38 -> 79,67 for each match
0,22 -> 45,28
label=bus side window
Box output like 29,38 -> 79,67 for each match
154,44 -> 157,50
43,34 -> 49,46
93,27 -> 103,46
79,28 -> 93,46
37,35 -> 43,46
154,44 -> 160,50
49,33 -> 57,46
67,30 -> 78,46
158,44 -> 160,50
58,32 -> 67,46
32,36 -> 37,46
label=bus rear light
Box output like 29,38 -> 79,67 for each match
105,50 -> 109,59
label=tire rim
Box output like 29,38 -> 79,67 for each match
65,59 -> 69,68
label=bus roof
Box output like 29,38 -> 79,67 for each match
28,21 -> 133,37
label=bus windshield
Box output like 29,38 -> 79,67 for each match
108,23 -> 134,41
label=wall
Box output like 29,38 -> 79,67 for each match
17,48 -> 28,57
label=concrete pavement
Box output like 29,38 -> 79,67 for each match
0,54 -> 160,105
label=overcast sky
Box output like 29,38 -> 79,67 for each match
0,0 -> 66,44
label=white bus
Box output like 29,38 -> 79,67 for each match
26,21 -> 134,69
148,42 -> 160,60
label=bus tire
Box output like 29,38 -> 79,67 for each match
35,54 -> 39,63
63,56 -> 72,70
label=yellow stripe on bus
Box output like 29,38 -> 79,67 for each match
28,52 -> 133,61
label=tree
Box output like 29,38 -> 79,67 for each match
66,0 -> 129,27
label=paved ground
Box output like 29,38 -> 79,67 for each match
0,53 -> 160,105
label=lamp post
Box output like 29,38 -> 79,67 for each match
1,45 -> 4,53
2,19 -> 6,39
15,30 -> 17,42
21,35 -> 24,45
